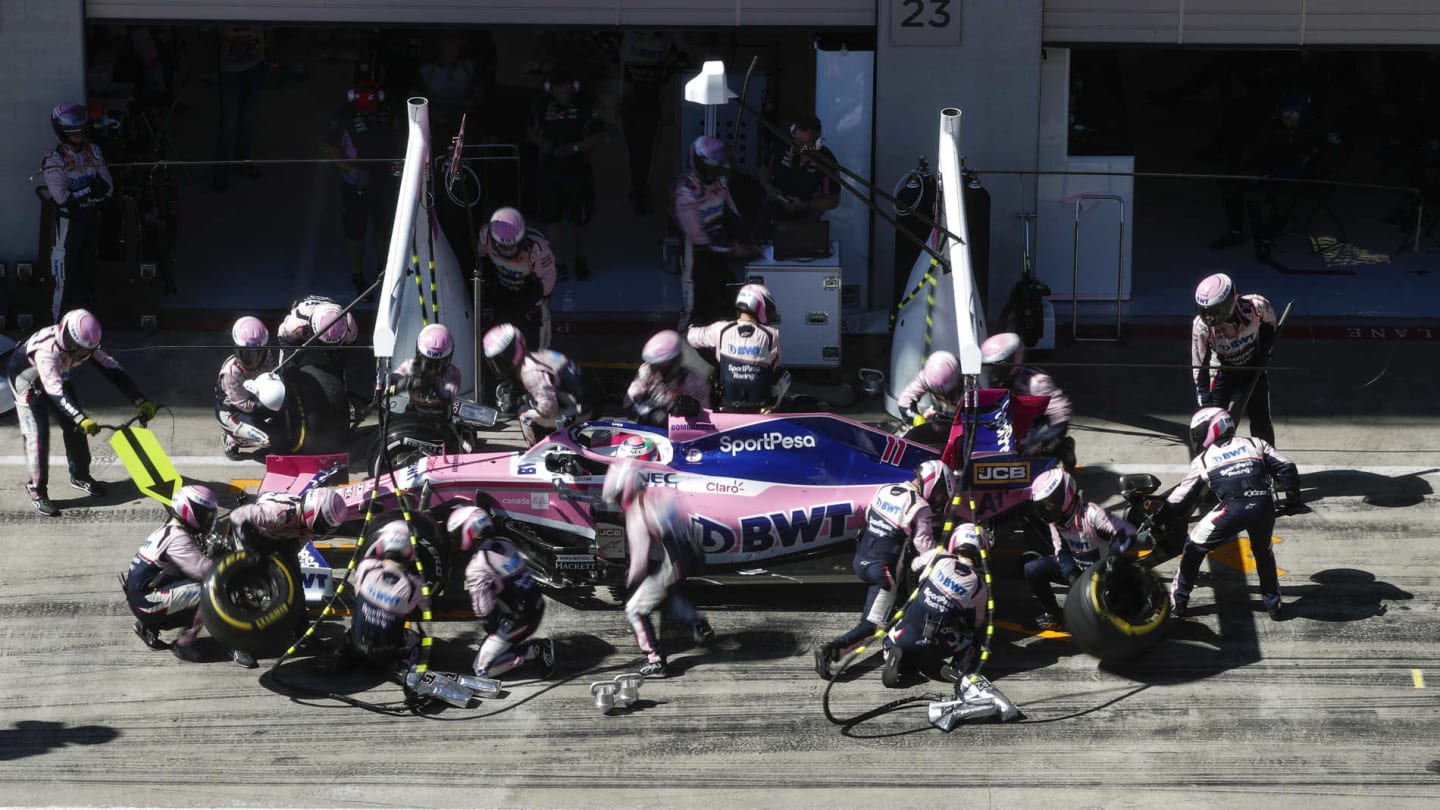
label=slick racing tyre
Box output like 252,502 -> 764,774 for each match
199,550 -> 299,656
357,510 -> 452,598
1063,554 -> 1170,662
366,413 -> 459,479
284,363 -> 350,454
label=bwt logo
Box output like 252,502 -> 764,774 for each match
974,462 -> 1030,483
693,502 -> 855,554
725,343 -> 765,358
718,432 -> 818,456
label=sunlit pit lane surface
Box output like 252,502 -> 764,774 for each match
0,446 -> 1435,806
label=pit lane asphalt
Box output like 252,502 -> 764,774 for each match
0,335 -> 1436,807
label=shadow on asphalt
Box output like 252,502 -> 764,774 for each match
1299,469 -> 1436,508
1285,568 -> 1413,622
0,720 -> 120,761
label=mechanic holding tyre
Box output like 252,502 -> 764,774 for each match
1023,468 -> 1138,632
1156,407 -> 1301,621
6,309 -> 157,516
123,486 -> 258,667
815,459 -> 955,680
449,506 -> 556,682
228,488 -> 350,664
604,459 -> 713,678
686,284 -> 786,414
880,523 -> 991,688
216,315 -> 279,460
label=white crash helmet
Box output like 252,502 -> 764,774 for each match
446,505 -> 495,552
1195,273 -> 1238,327
301,488 -> 348,534
641,330 -> 684,378
980,332 -> 1024,366
735,283 -> 780,325
482,323 -> 527,378
231,315 -> 271,371
921,351 -> 961,395
1190,406 -> 1237,451
1030,468 -> 1079,524
243,372 -> 287,411
171,484 -> 219,535
370,520 -> 416,563
915,459 -> 956,512
947,522 -> 987,562
59,308 -> 103,360
488,207 -> 527,258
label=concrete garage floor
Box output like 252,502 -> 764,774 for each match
0,334 -> 1436,806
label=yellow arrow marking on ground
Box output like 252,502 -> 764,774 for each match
1208,535 -> 1286,577
994,618 -> 1071,640
109,426 -> 182,506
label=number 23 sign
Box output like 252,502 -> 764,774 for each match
890,0 -> 961,47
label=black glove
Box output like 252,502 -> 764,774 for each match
1149,500 -> 1172,526
669,395 -> 701,418
1278,491 -> 1305,515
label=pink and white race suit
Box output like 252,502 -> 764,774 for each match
277,296 -> 359,346
123,522 -> 214,629
1190,294 -> 1277,400
477,225 -> 557,348
389,358 -> 462,414
625,489 -> 707,665
896,373 -> 964,422
516,349 -> 590,446
623,361 -> 712,420
672,172 -> 740,327
464,537 -> 547,677
1010,366 -> 1072,446
686,319 -> 781,413
350,557 -> 425,661
6,324 -> 144,495
1045,502 -> 1137,567
215,353 -> 278,451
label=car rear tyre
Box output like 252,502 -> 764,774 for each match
1063,554 -> 1170,662
199,550 -> 299,656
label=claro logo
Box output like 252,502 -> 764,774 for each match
973,461 -> 1031,483
718,432 -> 817,456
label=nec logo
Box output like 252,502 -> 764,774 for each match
973,462 -> 1030,483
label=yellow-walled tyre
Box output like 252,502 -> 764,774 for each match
1063,554 -> 1170,662
199,550 -> 299,656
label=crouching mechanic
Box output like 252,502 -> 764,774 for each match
895,351 -> 963,447
482,323 -> 601,447
605,459 -> 713,677
318,521 -> 426,674
881,523 -> 990,688
389,323 -> 461,416
623,329 -> 711,427
277,295 -> 358,378
123,486 -> 256,666
1157,407 -> 1301,620
229,488 -> 349,655
686,284 -> 786,414
216,316 -> 278,459
6,308 -> 158,516
448,506 -> 556,680
815,459 -> 955,680
1024,468 -> 1137,631
981,332 -> 1074,468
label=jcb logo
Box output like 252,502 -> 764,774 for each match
974,462 -> 1030,484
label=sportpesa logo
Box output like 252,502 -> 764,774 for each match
718,431 -> 818,456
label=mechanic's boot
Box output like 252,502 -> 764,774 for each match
133,621 -> 166,651
638,658 -> 667,678
69,475 -> 107,497
534,638 -> 556,679
1170,598 -> 1189,620
1034,612 -> 1064,632
881,648 -> 904,689
692,618 -> 715,647
231,649 -> 259,669
814,642 -> 840,681
28,486 -> 60,517
1266,600 -> 1288,621
222,437 -> 244,461
938,663 -> 964,684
